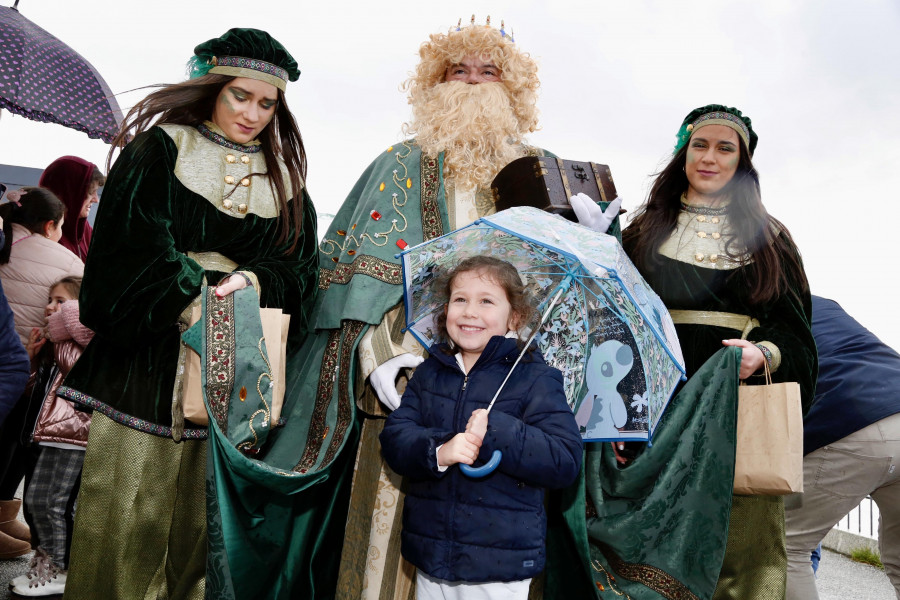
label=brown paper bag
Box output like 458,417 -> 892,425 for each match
183,305 -> 290,427
733,363 -> 804,495
258,308 -> 290,425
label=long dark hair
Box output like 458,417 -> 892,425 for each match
0,187 -> 66,264
622,140 -> 808,306
109,74 -> 308,253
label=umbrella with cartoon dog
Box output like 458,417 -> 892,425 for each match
400,206 -> 685,449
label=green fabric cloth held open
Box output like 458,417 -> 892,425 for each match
184,285 -> 358,599
545,346 -> 741,600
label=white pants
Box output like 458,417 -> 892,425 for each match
416,569 -> 531,600
784,412 -> 900,599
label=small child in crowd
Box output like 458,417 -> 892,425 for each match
11,276 -> 93,598
380,256 -> 582,600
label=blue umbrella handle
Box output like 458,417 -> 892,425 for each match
459,449 -> 502,478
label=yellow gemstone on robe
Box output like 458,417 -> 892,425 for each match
223,199 -> 233,209
226,154 -> 236,163
239,386 -> 247,401
379,182 -> 385,192
224,175 -> 235,185
697,215 -> 707,222
387,146 -> 393,153
240,155 -> 250,164
240,178 -> 250,187
711,217 -> 720,224
697,231 -> 707,238
337,230 -> 346,236
695,253 -> 705,262
238,203 -> 248,213
406,178 -> 412,189
712,232 -> 721,240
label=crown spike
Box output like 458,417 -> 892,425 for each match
456,18 -> 461,31
486,16 -> 491,27
470,14 -> 475,26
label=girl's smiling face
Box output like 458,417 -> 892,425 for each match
45,283 -> 76,317
445,268 -> 518,367
211,77 -> 278,144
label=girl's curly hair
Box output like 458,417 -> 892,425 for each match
434,256 -> 537,348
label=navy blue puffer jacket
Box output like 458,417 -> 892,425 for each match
380,336 -> 582,583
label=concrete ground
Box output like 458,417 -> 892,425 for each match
0,509 -> 896,599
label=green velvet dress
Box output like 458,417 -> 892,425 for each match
544,205 -> 816,600
58,123 -> 323,599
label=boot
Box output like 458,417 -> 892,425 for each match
0,530 -> 30,560
0,499 -> 31,543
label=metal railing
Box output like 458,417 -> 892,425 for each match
834,495 -> 879,539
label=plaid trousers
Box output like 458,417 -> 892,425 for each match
25,446 -> 84,567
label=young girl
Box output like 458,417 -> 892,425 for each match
380,256 -> 582,599
11,276 -> 93,598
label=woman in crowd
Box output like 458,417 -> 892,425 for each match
38,156 -> 106,262
55,28 -> 318,599
620,104 -> 818,598
0,187 -> 83,562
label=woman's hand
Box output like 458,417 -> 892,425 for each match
25,327 -> 46,361
215,274 -> 249,298
721,339 -> 766,379
437,432 -> 482,467
465,409 -> 489,442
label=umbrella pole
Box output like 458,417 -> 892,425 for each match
483,274 -> 573,414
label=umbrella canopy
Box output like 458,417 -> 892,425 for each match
0,6 -> 123,143
401,206 -> 686,442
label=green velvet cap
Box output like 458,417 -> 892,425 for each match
674,104 -> 757,156
188,28 -> 300,91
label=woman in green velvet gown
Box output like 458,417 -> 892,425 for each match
619,105 -> 817,599
56,29 -> 319,600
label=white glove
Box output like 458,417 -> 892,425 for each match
369,353 -> 425,410
570,193 -> 623,234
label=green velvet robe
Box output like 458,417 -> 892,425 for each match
58,124 -> 336,600
60,126 -> 319,436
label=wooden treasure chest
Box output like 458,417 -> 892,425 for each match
491,156 -> 618,222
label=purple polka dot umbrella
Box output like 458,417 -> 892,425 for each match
0,5 -> 123,143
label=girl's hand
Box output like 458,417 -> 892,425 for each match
215,274 -> 248,298
721,339 -> 766,379
25,327 -> 46,360
465,409 -> 489,442
437,432 -> 482,467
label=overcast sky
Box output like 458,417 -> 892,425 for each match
3,0 -> 899,349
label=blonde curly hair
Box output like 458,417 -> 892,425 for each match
402,25 -> 540,134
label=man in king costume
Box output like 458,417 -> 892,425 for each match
283,18 -> 558,598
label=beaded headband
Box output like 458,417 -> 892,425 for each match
686,111 -> 750,150
208,55 -> 289,91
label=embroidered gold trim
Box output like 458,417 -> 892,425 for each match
209,65 -> 286,91
321,320 -> 364,467
318,255 -> 403,290
295,321 -> 365,472
295,329 -> 342,472
420,153 -> 443,240
205,290 -> 236,434
604,551 -> 699,600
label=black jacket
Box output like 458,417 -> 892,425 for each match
380,336 -> 582,582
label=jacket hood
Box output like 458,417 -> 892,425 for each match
39,156 -> 98,260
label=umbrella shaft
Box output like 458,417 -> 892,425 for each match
484,280 -> 570,414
